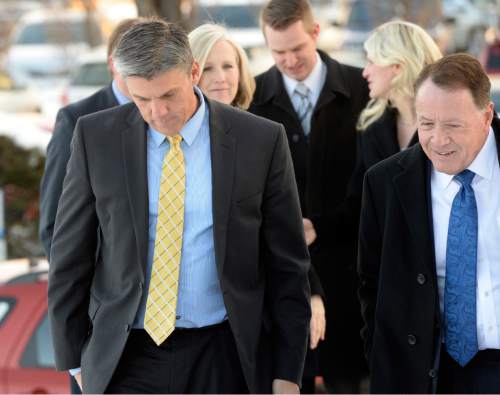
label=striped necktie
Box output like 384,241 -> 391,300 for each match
294,82 -> 313,136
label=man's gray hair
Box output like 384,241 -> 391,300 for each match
113,18 -> 193,79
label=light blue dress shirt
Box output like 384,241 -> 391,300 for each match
133,87 -> 227,328
111,80 -> 130,105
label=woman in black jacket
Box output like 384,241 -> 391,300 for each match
348,21 -> 443,235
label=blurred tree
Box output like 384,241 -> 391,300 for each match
134,0 -> 197,31
0,136 -> 45,258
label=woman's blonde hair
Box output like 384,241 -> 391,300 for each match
357,20 -> 442,131
189,23 -> 256,109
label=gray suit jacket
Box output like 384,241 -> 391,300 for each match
48,98 -> 311,393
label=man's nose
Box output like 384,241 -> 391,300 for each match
284,52 -> 297,67
151,100 -> 167,119
432,125 -> 451,146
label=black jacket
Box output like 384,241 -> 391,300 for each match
39,85 -> 119,256
358,118 -> 500,393
249,50 -> 370,379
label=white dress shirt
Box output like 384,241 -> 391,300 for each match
431,127 -> 500,350
282,52 -> 327,112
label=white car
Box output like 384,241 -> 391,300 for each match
0,111 -> 52,151
61,46 -> 110,106
0,69 -> 40,113
4,9 -> 103,86
442,0 -> 495,54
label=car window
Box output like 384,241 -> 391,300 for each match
0,298 -> 15,326
196,5 -> 261,28
21,313 -> 56,368
15,20 -> 102,45
71,62 -> 110,86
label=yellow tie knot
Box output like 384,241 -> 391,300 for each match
168,134 -> 183,149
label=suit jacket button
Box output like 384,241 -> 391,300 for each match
417,273 -> 426,285
292,134 -> 300,143
407,334 -> 417,345
428,369 -> 437,378
125,324 -> 131,332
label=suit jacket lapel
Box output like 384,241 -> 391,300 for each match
122,105 -> 149,281
208,99 -> 236,275
392,144 -> 436,273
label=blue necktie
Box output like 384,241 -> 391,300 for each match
444,169 -> 478,367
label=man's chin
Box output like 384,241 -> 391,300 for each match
151,122 -> 180,136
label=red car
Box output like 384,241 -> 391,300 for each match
0,272 -> 69,393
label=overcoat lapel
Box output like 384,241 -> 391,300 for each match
122,106 -> 149,281
392,144 -> 436,273
208,100 -> 236,275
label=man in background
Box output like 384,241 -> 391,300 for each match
249,0 -> 369,391
39,18 -> 138,256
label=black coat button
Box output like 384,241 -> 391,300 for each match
417,273 -> 426,285
408,334 -> 417,345
428,369 -> 437,378
292,134 -> 300,143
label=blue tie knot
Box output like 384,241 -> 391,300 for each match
454,169 -> 475,187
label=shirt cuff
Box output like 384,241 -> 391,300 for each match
69,367 -> 81,376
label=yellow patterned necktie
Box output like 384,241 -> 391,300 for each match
144,134 -> 185,346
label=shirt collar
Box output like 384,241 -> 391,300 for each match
432,126 -> 497,190
282,52 -> 325,97
111,79 -> 130,106
149,86 -> 206,148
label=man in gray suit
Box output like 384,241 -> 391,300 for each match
39,18 -> 138,395
48,18 -> 310,394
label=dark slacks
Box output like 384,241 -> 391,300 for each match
105,321 -> 248,394
437,346 -> 500,394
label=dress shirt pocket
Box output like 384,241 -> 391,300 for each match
88,293 -> 101,322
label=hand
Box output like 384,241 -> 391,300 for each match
303,218 -> 317,246
74,372 -> 82,390
272,379 -> 300,394
310,295 -> 326,349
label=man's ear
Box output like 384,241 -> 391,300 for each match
108,56 -> 116,77
484,101 -> 494,128
191,61 -> 201,85
310,22 -> 320,42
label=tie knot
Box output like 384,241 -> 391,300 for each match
167,134 -> 183,148
454,169 -> 475,187
294,82 -> 310,99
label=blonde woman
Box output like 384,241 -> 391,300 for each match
189,23 -> 255,109
349,21 -> 442,219
358,20 -> 442,147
